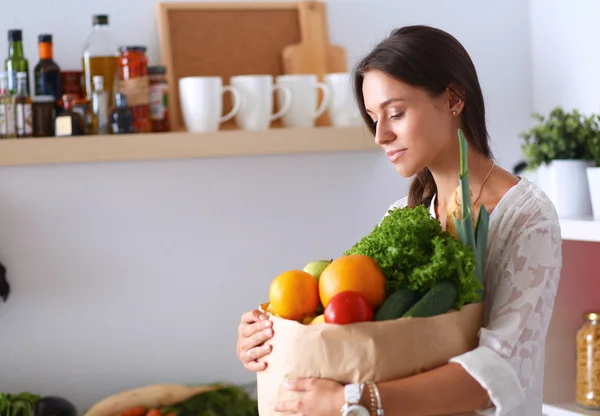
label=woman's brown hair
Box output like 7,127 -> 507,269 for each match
353,25 -> 493,208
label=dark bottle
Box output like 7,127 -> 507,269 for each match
110,93 -> 133,134
5,29 -> 29,96
34,34 -> 62,106
55,94 -> 85,136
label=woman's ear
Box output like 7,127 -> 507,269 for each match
446,83 -> 465,116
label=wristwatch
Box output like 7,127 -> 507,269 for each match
340,383 -> 370,416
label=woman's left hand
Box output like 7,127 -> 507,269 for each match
273,378 -> 345,416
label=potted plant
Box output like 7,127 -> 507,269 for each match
587,125 -> 600,220
520,107 -> 594,218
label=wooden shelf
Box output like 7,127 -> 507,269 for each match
0,126 -> 378,167
543,403 -> 600,416
560,218 -> 600,243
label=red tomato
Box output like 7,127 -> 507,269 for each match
324,291 -> 374,324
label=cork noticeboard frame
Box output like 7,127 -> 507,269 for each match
157,1 -> 325,132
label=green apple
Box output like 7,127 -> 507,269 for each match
303,259 -> 332,280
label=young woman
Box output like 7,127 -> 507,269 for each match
236,25 -> 562,416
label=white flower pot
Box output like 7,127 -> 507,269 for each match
536,160 -> 593,219
587,166 -> 600,220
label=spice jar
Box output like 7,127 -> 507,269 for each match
32,95 -> 56,137
148,65 -> 169,132
576,312 -> 600,410
117,46 -> 151,133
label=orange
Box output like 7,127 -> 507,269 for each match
269,270 -> 320,321
318,254 -> 386,309
309,314 -> 325,325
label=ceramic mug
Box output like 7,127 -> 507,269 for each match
324,72 -> 362,127
275,74 -> 330,128
230,75 -> 292,130
179,76 -> 241,133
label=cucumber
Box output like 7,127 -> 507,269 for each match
402,280 -> 458,318
374,288 -> 419,321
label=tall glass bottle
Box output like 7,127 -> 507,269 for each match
14,72 -> 32,138
5,29 -> 29,96
34,34 -> 62,106
82,14 -> 118,109
0,72 -> 16,138
92,76 -> 109,135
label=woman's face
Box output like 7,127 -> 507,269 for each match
362,69 -> 458,177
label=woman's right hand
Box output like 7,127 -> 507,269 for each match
237,309 -> 274,372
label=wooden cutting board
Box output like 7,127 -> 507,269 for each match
281,0 -> 347,126
282,1 -> 347,75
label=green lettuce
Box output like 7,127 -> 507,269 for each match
344,203 -> 482,309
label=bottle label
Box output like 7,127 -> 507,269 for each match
0,104 -> 15,136
16,103 -> 32,136
149,83 -> 168,120
119,76 -> 150,107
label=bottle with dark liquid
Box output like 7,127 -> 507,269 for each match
34,34 -> 62,106
14,71 -> 32,138
110,93 -> 133,134
55,94 -> 84,137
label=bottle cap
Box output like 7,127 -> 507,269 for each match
93,76 -> 104,90
119,45 -> 147,54
92,15 -> 109,26
8,29 -> 22,42
585,312 -> 600,321
38,34 -> 52,43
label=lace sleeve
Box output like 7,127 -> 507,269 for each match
449,207 -> 563,415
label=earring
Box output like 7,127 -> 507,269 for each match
452,111 -> 457,115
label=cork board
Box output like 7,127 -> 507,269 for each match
157,2 -> 315,132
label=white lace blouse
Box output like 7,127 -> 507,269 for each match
386,177 -> 562,416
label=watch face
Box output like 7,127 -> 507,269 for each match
345,404 -> 370,416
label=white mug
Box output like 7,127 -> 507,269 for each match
179,76 -> 241,133
324,72 -> 362,127
275,74 -> 330,128
230,75 -> 292,131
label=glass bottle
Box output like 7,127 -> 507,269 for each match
55,94 -> 85,137
5,29 -> 29,96
92,75 -> 109,135
118,46 -> 151,133
576,312 -> 600,410
0,72 -> 16,139
110,93 -> 133,134
15,72 -> 32,138
34,34 -> 62,107
148,65 -> 170,132
82,14 -> 118,108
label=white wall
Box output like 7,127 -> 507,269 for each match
529,0 -> 600,405
530,0 -> 600,115
0,0 -> 532,412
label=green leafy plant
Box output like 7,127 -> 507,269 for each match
519,107 -> 597,169
588,122 -> 600,167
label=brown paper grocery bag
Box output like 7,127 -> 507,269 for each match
256,302 -> 483,416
